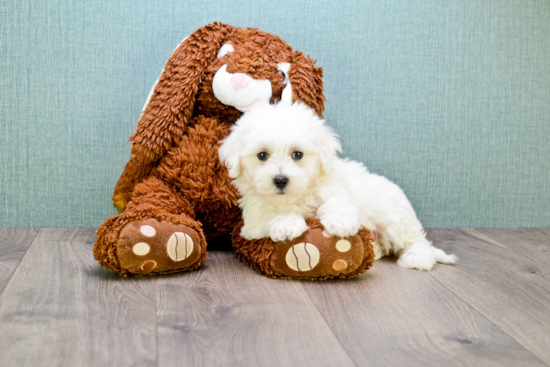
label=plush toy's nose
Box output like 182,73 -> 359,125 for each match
273,175 -> 289,189
231,73 -> 252,90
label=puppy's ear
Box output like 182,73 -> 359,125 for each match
130,22 -> 234,163
288,52 -> 326,118
317,123 -> 342,174
218,126 -> 243,178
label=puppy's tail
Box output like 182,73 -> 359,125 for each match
434,247 -> 458,264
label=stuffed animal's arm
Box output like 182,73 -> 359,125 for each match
112,155 -> 156,212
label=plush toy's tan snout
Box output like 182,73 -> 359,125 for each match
212,64 -> 274,112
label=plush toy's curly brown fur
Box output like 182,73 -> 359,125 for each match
94,22 -> 373,279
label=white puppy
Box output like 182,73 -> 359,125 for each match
219,101 -> 457,270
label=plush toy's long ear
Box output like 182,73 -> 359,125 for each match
288,52 -> 326,118
130,22 -> 233,163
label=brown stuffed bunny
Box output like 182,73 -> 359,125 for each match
93,22 -> 374,279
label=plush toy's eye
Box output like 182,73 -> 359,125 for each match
277,70 -> 289,84
257,152 -> 269,161
277,62 -> 291,84
292,151 -> 303,160
217,43 -> 234,58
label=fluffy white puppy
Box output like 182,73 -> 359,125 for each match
219,101 -> 457,270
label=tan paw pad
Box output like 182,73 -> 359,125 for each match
167,232 -> 194,262
333,259 -> 348,271
285,243 -> 320,272
133,242 -> 151,256
140,225 -> 156,237
335,239 -> 351,252
141,260 -> 157,271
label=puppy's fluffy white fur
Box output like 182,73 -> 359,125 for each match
219,102 -> 457,270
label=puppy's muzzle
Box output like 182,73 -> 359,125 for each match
273,175 -> 289,190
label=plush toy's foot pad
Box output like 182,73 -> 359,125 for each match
270,227 -> 365,278
117,218 -> 204,275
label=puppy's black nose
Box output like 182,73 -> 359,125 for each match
273,175 -> 289,189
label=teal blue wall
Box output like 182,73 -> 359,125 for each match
1,0 -> 549,228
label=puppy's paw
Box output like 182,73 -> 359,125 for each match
269,214 -> 309,242
320,213 -> 362,238
317,196 -> 362,238
397,243 -> 437,271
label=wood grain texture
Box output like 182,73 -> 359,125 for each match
0,228 -> 39,294
469,228 -> 550,268
0,229 -> 157,367
426,228 -> 550,365
300,258 -> 545,367
155,251 -> 355,367
2,227 -> 550,367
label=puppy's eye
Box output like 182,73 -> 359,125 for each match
292,151 -> 303,160
257,152 -> 269,161
277,70 -> 289,84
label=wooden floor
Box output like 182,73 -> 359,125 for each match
0,228 -> 549,367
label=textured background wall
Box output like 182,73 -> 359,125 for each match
1,0 -> 549,228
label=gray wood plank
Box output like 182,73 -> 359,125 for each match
2,227 -> 549,367
427,228 -> 550,365
156,251 -> 356,367
468,228 -> 550,269
0,228 -> 39,294
0,228 -> 157,367
301,258 -> 545,367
